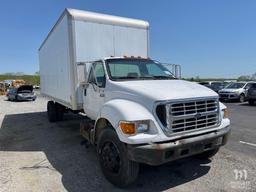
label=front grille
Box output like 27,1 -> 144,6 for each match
166,98 -> 219,134
219,94 -> 229,98
171,100 -> 218,116
172,114 -> 218,132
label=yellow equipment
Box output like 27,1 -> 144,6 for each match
0,82 -> 6,95
11,79 -> 26,88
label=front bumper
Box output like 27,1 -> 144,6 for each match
17,95 -> 37,101
219,93 -> 240,100
127,126 -> 230,165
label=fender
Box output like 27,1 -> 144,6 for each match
94,99 -> 159,144
219,101 -> 226,110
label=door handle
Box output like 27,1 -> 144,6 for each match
84,89 -> 87,96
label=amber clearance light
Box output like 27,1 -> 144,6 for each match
120,122 -> 136,135
223,108 -> 229,119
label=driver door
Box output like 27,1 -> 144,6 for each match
244,83 -> 252,98
83,61 -> 106,120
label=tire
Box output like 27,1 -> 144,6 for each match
47,101 -> 57,122
248,99 -> 255,105
97,128 -> 139,188
55,103 -> 64,121
196,148 -> 219,159
239,94 -> 245,103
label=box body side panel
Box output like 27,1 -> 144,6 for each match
39,15 -> 74,108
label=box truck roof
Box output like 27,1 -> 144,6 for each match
39,8 -> 149,51
67,8 -> 149,29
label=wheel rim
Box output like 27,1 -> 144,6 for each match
100,141 -> 121,174
240,95 -> 245,102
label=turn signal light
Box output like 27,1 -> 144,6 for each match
120,122 -> 136,135
223,109 -> 228,119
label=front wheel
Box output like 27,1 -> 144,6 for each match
97,128 -> 139,188
239,94 -> 245,103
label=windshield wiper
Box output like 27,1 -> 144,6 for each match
151,75 -> 176,79
112,75 -> 176,81
113,76 -> 154,80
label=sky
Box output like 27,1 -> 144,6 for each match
0,0 -> 256,78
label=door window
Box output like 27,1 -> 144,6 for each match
245,83 -> 252,89
252,83 -> 256,89
88,62 -> 106,88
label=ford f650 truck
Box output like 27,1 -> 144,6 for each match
39,8 -> 230,187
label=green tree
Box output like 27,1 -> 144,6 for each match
237,75 -> 251,81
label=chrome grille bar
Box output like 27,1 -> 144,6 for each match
166,98 -> 219,134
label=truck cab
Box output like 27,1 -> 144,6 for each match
78,57 -> 231,187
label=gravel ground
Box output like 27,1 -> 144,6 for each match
0,94 -> 255,192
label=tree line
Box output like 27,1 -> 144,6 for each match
0,72 -> 40,85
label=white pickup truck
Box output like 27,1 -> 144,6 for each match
39,8 -> 230,187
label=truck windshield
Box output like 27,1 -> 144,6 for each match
106,59 -> 175,81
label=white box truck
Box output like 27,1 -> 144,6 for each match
39,8 -> 230,187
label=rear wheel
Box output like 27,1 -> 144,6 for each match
47,101 -> 57,122
248,99 -> 255,105
97,128 -> 139,188
239,94 -> 245,103
55,103 -> 64,121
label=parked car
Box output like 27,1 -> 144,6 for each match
7,85 -> 37,101
3,79 -> 13,88
33,85 -> 40,89
199,81 -> 225,93
219,82 -> 255,102
247,83 -> 256,105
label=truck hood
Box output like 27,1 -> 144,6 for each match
109,80 -> 218,102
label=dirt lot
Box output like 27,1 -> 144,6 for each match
0,94 -> 256,192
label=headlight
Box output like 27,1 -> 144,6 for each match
17,93 -> 22,96
222,108 -> 228,119
119,120 -> 149,135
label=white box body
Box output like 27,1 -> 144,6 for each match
39,9 -> 149,110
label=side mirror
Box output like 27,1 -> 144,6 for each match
80,81 -> 90,89
84,63 -> 92,82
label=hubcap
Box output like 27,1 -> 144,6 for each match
100,141 -> 121,174
240,95 -> 245,102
